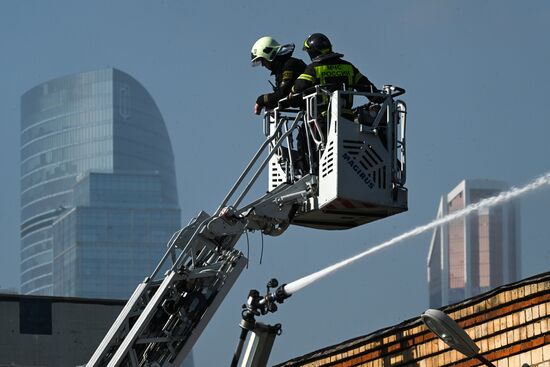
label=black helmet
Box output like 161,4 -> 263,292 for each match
303,33 -> 332,60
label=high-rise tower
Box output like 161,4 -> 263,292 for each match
20,68 -> 180,297
427,179 -> 521,308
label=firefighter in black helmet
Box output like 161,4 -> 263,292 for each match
291,33 -> 382,174
292,33 -> 380,111
251,36 -> 306,115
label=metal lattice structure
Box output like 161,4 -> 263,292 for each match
87,86 -> 408,366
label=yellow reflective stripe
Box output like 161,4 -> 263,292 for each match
263,95 -> 269,103
297,73 -> 315,82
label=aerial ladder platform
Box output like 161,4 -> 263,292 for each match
86,85 -> 408,367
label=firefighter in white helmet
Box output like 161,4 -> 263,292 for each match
250,36 -> 306,115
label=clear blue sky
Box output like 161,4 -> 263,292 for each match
1,1 -> 549,366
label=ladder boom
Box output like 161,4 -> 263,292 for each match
87,85 -> 407,367
87,159 -> 317,367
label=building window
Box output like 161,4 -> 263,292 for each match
19,298 -> 52,335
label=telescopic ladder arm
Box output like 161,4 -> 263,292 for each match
86,113 -> 317,367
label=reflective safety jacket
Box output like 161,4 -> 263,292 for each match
292,53 -> 379,108
256,55 -> 306,110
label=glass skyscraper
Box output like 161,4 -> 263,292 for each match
427,179 -> 520,308
20,68 -> 181,297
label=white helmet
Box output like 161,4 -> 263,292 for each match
250,36 -> 295,67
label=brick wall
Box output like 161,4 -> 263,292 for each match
276,272 -> 550,367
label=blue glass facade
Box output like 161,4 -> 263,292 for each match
20,69 -> 181,297
52,172 -> 180,298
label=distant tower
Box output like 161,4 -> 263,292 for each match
427,179 -> 521,308
20,68 -> 180,297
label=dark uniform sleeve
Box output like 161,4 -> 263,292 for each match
352,66 -> 378,93
291,64 -> 317,95
257,58 -> 305,109
352,66 -> 384,103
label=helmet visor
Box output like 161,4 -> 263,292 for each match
251,51 -> 263,67
250,55 -> 262,68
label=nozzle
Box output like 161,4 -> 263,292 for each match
274,284 -> 291,303
241,279 -> 292,325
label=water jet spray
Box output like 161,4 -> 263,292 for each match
283,171 -> 550,296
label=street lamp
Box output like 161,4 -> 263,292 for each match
421,309 -> 497,367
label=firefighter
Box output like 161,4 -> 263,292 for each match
291,33 -> 381,114
251,36 -> 306,115
291,33 -> 382,174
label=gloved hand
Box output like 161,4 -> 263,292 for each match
254,103 -> 263,115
